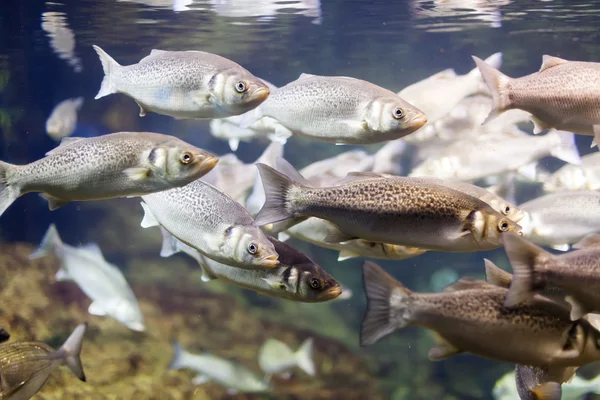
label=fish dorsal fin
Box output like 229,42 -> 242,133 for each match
539,55 -> 569,72
443,277 -> 492,292
78,243 -> 105,260
45,137 -> 85,156
573,233 -> 600,249
140,49 -> 169,63
298,73 -> 316,80
336,171 -> 391,185
484,259 -> 512,288
430,68 -> 457,80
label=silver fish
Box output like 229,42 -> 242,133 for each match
473,55 -> 600,143
410,129 -> 580,182
0,323 -> 86,400
45,97 -> 84,141
140,179 -> 279,270
0,131 -> 218,217
41,11 -> 82,73
29,225 -> 145,331
544,152 -> 600,192
361,261 -> 600,371
168,341 -> 269,393
518,191 -> 600,251
258,338 -> 315,376
253,160 -> 521,252
159,227 -> 341,302
93,46 -> 270,119
240,73 -> 427,144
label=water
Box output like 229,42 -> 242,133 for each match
1,0 -> 600,399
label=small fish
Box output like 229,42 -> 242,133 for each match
93,46 -> 270,119
0,329 -> 9,343
0,131 -> 218,217
159,227 -> 341,302
0,323 -> 87,400
361,260 -> 600,370
473,55 -> 600,143
518,191 -> 600,251
410,129 -> 580,182
41,11 -> 82,73
168,341 -> 270,393
277,217 -> 428,262
140,178 -> 279,270
240,73 -> 427,145
254,160 -> 521,252
493,368 -> 600,400
30,225 -> 145,331
399,52 -> 502,124
544,153 -> 600,192
258,338 -> 315,377
45,97 -> 84,141
502,232 -> 600,321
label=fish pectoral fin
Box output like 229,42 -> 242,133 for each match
39,193 -> 70,211
228,138 -> 240,152
134,100 -> 150,117
337,249 -> 361,261
140,201 -> 160,228
55,268 -> 72,282
200,268 -> 218,282
530,382 -> 562,400
190,90 -> 212,107
272,125 -> 294,141
549,243 -> 570,252
323,226 -> 359,244
88,301 -> 107,316
123,167 -> 151,181
530,115 -> 552,135
261,277 -> 287,291
539,55 -> 569,72
192,374 -> 211,385
427,340 -> 462,361
565,296 -> 587,320
447,230 -> 471,240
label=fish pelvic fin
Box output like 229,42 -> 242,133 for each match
253,163 -> 301,227
502,233 -> 552,307
93,45 -> 120,99
295,338 -> 315,376
360,261 -> 412,346
471,55 -> 512,124
168,341 -> 190,371
238,104 -> 263,129
159,227 -> 180,257
29,224 -> 63,259
530,382 -> 562,400
0,160 -> 20,217
56,323 -> 88,382
549,130 -> 581,165
483,258 -> 512,288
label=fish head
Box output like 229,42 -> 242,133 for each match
570,320 -> 600,364
45,115 -> 66,137
147,140 -> 219,184
296,266 -> 342,302
215,71 -> 270,115
486,197 -> 525,223
467,208 -> 522,247
112,300 -> 145,332
227,225 -> 279,269
364,96 -> 427,138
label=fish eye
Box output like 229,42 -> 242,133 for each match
503,206 -> 511,215
393,107 -> 405,120
498,220 -> 510,232
309,276 -> 322,289
247,242 -> 258,255
235,81 -> 247,93
180,152 -> 194,164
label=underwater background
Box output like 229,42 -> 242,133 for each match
2,0 -> 600,399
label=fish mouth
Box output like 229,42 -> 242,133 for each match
249,85 -> 270,103
198,154 -> 219,172
408,113 -> 428,131
319,285 -> 342,301
260,253 -> 280,268
511,210 -> 526,223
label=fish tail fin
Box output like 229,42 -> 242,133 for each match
502,233 -> 552,307
361,261 -> 412,346
252,163 -> 299,226
93,45 -> 120,99
0,160 -> 20,217
168,341 -> 191,370
57,323 -> 87,382
469,52 -> 503,94
471,55 -> 512,124
550,130 -> 581,165
29,224 -> 63,259
295,338 -> 315,376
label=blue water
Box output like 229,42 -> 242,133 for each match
2,1 -> 600,399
